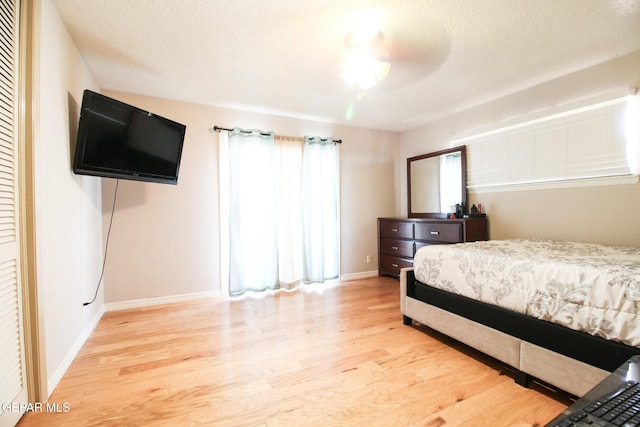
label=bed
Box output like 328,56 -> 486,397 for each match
400,239 -> 640,397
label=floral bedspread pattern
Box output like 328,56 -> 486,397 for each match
413,239 -> 640,347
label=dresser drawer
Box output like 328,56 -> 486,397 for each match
379,238 -> 414,258
379,220 -> 413,239
415,222 -> 462,243
380,255 -> 413,277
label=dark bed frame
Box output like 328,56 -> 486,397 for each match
403,269 -> 640,386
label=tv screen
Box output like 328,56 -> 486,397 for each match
73,90 -> 186,185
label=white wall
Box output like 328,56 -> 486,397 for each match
101,92 -> 398,304
397,50 -> 640,246
35,0 -> 104,395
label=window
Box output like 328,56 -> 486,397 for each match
454,97 -> 636,191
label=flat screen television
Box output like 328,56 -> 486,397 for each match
73,90 -> 186,185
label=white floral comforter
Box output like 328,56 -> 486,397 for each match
413,239 -> 640,347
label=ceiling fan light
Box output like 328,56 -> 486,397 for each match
341,50 -> 390,89
358,74 -> 378,90
340,27 -> 390,90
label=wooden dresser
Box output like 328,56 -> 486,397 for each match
377,217 -> 488,278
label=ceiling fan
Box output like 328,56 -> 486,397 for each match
338,7 -> 448,91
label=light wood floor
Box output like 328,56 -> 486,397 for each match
18,276 -> 573,426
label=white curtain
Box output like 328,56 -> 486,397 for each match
275,137 -> 303,288
226,128 -> 278,295
302,137 -> 340,283
219,129 -> 339,296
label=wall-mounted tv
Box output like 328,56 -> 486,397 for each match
73,90 -> 186,185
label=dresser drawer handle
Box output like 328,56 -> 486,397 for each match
391,228 -> 398,232
392,263 -> 399,268
430,231 -> 439,235
391,246 -> 399,250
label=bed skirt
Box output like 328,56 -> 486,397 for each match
400,268 -> 640,397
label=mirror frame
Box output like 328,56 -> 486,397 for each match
407,145 -> 467,218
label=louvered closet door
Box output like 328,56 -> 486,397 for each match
0,0 -> 28,426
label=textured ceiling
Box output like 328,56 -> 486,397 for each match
52,0 -> 640,132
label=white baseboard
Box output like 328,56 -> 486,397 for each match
47,305 -> 105,397
340,270 -> 379,281
105,290 -> 221,312
106,273 -> 381,312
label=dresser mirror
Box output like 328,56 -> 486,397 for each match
408,145 -> 467,218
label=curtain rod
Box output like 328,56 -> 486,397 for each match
211,125 -> 342,144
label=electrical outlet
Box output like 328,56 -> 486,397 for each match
366,255 -> 372,264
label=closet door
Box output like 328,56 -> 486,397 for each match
0,0 -> 28,426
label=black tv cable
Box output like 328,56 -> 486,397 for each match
83,179 -> 119,306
